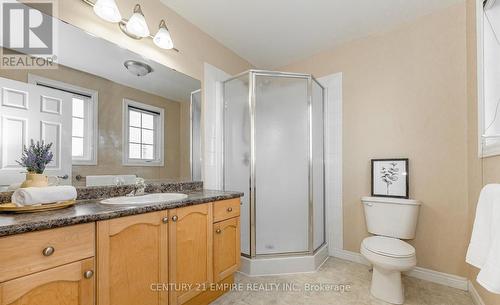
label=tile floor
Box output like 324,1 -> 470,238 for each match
212,258 -> 474,305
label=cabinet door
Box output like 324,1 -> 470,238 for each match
169,203 -> 213,305
0,258 -> 94,305
213,217 -> 240,282
97,211 -> 168,305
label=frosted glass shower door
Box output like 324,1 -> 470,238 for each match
255,75 -> 309,255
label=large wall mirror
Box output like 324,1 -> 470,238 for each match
0,18 -> 202,190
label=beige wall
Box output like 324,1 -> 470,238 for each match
0,64 -> 190,182
58,0 -> 252,82
466,0 -> 500,304
281,3 -> 470,277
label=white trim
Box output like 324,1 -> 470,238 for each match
318,72 -> 343,255
406,267 -> 469,291
203,63 -> 230,190
122,99 -> 165,167
238,244 -> 329,276
331,249 -> 370,265
469,280 -> 487,305
28,74 -> 99,165
331,250 -> 469,291
478,0 -> 485,158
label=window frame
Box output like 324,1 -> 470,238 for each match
122,99 -> 164,166
28,74 -> 99,165
477,0 -> 500,157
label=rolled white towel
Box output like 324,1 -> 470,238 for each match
11,186 -> 77,207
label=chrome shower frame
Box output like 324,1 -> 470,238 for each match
222,70 -> 326,259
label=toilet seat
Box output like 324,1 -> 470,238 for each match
362,236 -> 415,258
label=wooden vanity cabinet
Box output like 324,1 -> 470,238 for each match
97,211 -> 169,305
168,203 -> 213,305
0,223 -> 95,305
0,258 -> 95,305
213,217 -> 241,282
0,198 -> 241,305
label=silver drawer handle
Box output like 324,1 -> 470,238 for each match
84,270 -> 94,279
227,207 -> 233,212
216,228 -> 221,234
42,246 -> 55,256
172,215 -> 178,222
162,217 -> 168,224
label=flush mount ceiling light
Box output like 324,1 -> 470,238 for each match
82,0 -> 178,52
93,0 -> 121,23
124,60 -> 153,77
153,20 -> 174,49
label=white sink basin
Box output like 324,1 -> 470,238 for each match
100,193 -> 188,205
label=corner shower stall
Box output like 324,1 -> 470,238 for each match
223,70 -> 326,269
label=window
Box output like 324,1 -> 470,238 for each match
123,99 -> 164,166
28,74 -> 98,165
479,0 -> 500,156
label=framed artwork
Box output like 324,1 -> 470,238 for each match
371,158 -> 409,199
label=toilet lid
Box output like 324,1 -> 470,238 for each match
362,236 -> 415,258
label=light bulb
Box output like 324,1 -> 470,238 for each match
153,20 -> 174,49
93,0 -> 122,23
125,4 -> 150,38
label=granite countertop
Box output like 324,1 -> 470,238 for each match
0,189 -> 243,237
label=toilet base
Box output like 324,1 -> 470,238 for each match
370,266 -> 404,304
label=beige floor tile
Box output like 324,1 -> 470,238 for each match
211,258 -> 473,305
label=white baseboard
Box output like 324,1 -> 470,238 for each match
331,248 -> 370,266
468,280 -> 486,305
331,249 -> 469,291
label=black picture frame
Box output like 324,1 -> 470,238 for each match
371,158 -> 409,199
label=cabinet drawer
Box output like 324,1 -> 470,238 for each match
213,198 -> 240,223
0,223 -> 95,282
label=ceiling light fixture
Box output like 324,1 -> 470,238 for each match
153,20 -> 174,49
124,4 -> 150,38
124,60 -> 153,77
93,0 -> 122,23
82,0 -> 178,52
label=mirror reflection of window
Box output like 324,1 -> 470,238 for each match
123,99 -> 164,166
128,109 -> 156,160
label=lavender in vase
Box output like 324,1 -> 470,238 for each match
16,140 -> 54,188
16,140 -> 53,174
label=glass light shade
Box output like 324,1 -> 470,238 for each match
153,27 -> 173,49
93,0 -> 122,23
126,11 -> 150,38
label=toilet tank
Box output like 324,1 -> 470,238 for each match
361,196 -> 421,239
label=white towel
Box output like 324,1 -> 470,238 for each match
11,186 -> 77,206
476,201 -> 500,293
466,184 -> 500,294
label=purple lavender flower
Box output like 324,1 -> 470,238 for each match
16,140 -> 54,174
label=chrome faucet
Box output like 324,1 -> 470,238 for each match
126,177 -> 146,196
135,177 -> 146,196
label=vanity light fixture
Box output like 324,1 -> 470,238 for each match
153,20 -> 174,49
82,0 -> 178,52
93,0 -> 122,23
124,4 -> 150,38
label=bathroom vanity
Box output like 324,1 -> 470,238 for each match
0,186 -> 242,305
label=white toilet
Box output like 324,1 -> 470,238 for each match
360,196 -> 421,304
